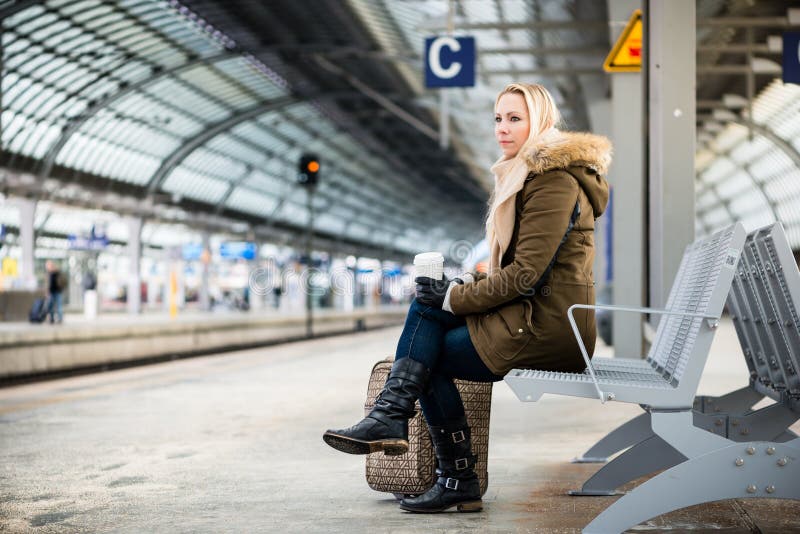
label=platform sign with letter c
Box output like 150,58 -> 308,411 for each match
783,32 -> 800,84
425,36 -> 476,88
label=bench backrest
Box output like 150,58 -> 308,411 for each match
645,223 -> 746,396
727,222 -> 800,402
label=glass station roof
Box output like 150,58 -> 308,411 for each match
695,79 -> 800,248
1,0 -> 468,257
4,0 -> 799,259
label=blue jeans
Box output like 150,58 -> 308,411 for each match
395,299 -> 503,427
48,292 -> 63,323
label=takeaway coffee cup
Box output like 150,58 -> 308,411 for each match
414,252 -> 444,281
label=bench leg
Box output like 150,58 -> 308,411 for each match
582,440 -> 800,534
697,386 -> 763,414
574,386 -> 763,464
569,435 -> 685,496
572,411 -> 652,463
774,429 -> 799,442
729,402 -> 800,442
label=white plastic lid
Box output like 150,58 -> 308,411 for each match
413,252 -> 444,265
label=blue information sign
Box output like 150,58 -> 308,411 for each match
182,243 -> 203,261
67,225 -> 108,250
424,36 -> 476,88
784,32 -> 800,84
220,242 -> 256,260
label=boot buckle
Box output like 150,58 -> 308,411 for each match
451,430 -> 466,443
455,458 -> 468,470
444,477 -> 459,490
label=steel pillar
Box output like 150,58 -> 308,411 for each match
646,0 -> 696,312
199,232 -> 211,312
15,197 -> 37,290
126,217 -> 143,315
609,0 -> 645,357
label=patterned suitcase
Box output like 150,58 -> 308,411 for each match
364,357 -> 492,497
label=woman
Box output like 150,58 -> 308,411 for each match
323,83 -> 611,513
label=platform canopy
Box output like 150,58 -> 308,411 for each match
695,80 -> 800,248
0,0 -> 501,259
693,1 -> 800,248
2,0 -> 799,258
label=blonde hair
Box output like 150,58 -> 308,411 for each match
495,83 -> 562,156
485,83 -> 563,228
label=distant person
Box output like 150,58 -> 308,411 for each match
272,285 -> 282,309
46,260 -> 66,324
324,83 -> 611,513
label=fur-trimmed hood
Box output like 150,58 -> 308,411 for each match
522,130 -> 612,218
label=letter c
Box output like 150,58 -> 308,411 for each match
429,36 -> 462,80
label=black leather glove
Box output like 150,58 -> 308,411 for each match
415,276 -> 461,309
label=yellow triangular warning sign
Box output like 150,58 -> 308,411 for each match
604,9 -> 642,73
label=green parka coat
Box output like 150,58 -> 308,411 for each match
448,131 -> 612,376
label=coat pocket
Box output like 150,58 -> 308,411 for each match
487,300 -> 533,361
522,298 -> 534,333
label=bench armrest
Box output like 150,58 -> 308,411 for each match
567,303 -> 721,404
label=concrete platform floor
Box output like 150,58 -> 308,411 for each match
0,318 -> 798,533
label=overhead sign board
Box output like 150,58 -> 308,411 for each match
783,32 -> 800,84
220,242 -> 256,260
182,243 -> 203,261
67,234 -> 108,250
604,9 -> 642,73
67,224 -> 108,250
425,36 -> 476,88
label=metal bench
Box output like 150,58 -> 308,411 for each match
570,384 -> 765,466
729,221 -> 800,413
505,222 -> 797,533
566,223 -> 800,498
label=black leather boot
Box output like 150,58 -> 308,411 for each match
323,358 -> 429,456
399,417 -> 482,513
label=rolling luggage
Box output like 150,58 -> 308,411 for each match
29,297 -> 49,323
364,357 -> 492,498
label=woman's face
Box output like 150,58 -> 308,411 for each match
495,92 -> 530,158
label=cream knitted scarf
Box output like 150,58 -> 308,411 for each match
485,128 -> 560,274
